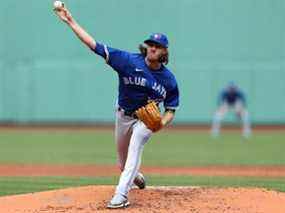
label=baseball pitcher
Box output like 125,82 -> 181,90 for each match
53,2 -> 179,209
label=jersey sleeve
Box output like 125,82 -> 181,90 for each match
164,84 -> 179,110
238,90 -> 246,105
91,42 -> 130,72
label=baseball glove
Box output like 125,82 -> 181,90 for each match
135,101 -> 162,132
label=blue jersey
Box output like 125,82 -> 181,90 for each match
92,43 -> 179,112
218,87 -> 245,106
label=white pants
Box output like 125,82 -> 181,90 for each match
211,101 -> 251,137
114,109 -> 152,197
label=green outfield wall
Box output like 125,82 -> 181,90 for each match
0,0 -> 284,124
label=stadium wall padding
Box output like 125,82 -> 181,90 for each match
0,0 -> 284,124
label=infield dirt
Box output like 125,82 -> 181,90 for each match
1,164 -> 285,212
1,185 -> 285,213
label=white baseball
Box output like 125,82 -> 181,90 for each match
53,1 -> 64,10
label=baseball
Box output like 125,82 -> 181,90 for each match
53,1 -> 64,10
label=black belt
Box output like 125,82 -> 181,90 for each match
118,107 -> 137,118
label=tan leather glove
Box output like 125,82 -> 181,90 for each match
135,101 -> 162,132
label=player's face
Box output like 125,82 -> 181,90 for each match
146,42 -> 166,62
228,87 -> 236,94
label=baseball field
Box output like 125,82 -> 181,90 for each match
0,126 -> 285,212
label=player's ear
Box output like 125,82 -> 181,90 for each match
138,44 -> 147,57
159,48 -> 169,65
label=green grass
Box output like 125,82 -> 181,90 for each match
0,131 -> 117,165
148,131 -> 285,166
0,175 -> 284,196
0,130 -> 284,166
0,176 -> 115,196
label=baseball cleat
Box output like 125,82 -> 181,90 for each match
107,194 -> 130,209
133,172 -> 146,189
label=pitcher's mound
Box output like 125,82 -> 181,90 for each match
1,185 -> 285,213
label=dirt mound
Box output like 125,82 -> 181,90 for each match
0,186 -> 285,213
1,165 -> 285,177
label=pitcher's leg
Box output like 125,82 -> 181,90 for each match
115,110 -> 135,171
115,122 -> 152,197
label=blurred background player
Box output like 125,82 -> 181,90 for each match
211,82 -> 251,138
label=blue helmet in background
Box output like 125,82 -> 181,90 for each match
227,81 -> 238,88
226,81 -> 239,92
144,33 -> 169,48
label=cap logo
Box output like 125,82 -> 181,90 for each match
154,34 -> 161,39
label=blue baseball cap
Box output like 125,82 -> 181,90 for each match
227,81 -> 237,88
144,33 -> 169,48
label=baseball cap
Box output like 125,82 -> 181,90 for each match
144,33 -> 169,48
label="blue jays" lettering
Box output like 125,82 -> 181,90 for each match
152,82 -> 166,98
123,77 -> 146,86
123,76 -> 166,98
